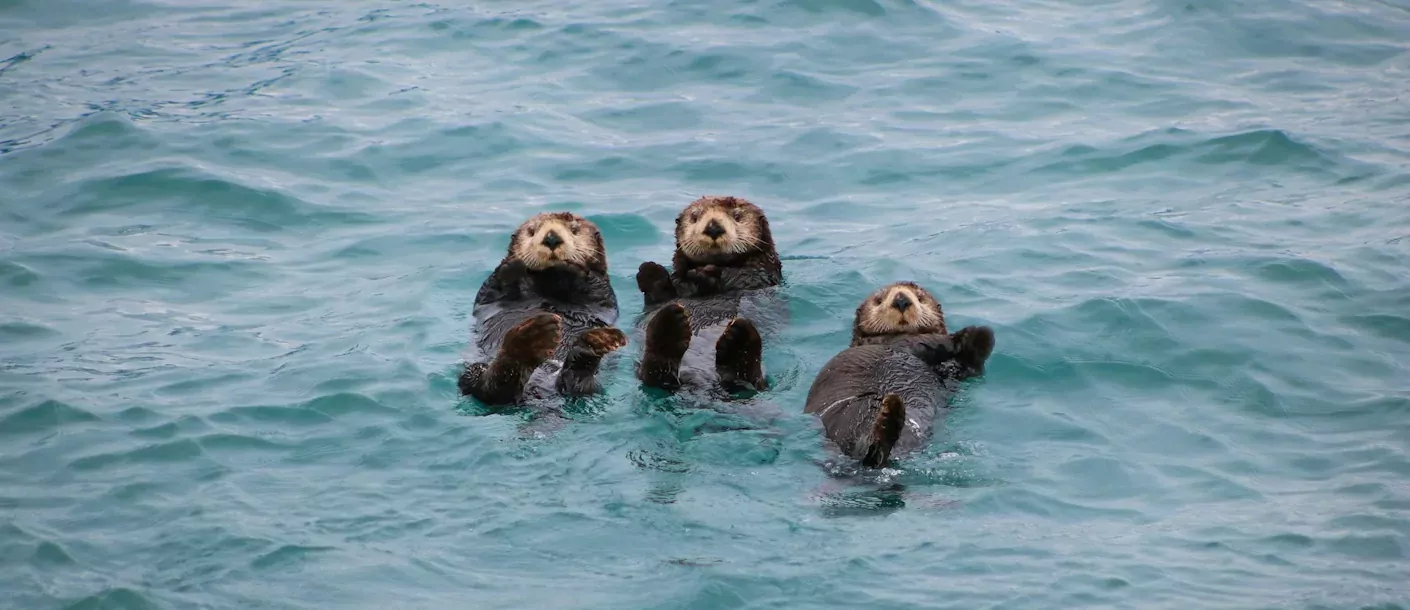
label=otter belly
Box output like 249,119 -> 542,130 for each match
676,322 -> 728,388
473,299 -> 612,362
804,345 -> 946,462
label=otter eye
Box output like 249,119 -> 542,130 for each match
571,223 -> 581,233
873,297 -> 883,305
690,212 -> 701,222
732,210 -> 744,221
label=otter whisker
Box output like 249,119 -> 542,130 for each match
730,233 -> 764,254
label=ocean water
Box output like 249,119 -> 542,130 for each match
3,0 -> 1409,608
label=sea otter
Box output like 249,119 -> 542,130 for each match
458,212 -> 628,406
634,196 -> 785,394
803,281 -> 994,467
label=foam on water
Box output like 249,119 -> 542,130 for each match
3,0 -> 1410,608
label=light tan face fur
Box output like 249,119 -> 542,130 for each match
676,200 -> 762,262
511,213 -> 598,270
856,283 -> 946,336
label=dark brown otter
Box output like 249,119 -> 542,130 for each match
803,282 -> 994,467
634,196 -> 785,394
458,212 -> 627,406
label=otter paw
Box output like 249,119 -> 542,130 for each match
458,362 -> 489,397
637,261 -> 671,290
863,394 -> 906,468
636,261 -> 676,303
547,260 -> 589,276
645,303 -> 692,357
500,259 -> 530,283
952,325 -> 995,371
638,303 -> 691,389
904,334 -> 958,367
579,327 -> 629,357
502,313 -> 562,364
715,317 -> 765,391
685,265 -> 722,290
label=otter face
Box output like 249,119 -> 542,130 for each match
508,212 -> 605,272
854,281 -> 946,338
674,196 -> 769,263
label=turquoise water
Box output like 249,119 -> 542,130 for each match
3,0 -> 1410,607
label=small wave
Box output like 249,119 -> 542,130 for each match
551,156 -> 651,183
756,70 -> 858,103
197,433 -> 292,454
300,392 -> 401,419
581,37 -> 767,92
0,261 -> 41,288
429,14 -> 545,41
1324,534 -> 1407,561
1032,128 -> 1353,181
57,166 -> 379,231
61,587 -> 160,610
0,46 -> 48,77
350,121 -> 533,177
17,250 -> 263,299
1341,314 -> 1410,344
69,438 -> 206,471
0,522 -> 78,569
32,540 -> 77,567
580,102 -> 705,134
210,405 -> 334,427
249,544 -> 337,571
2,110 -> 159,164
0,399 -> 100,437
0,320 -> 60,343
964,488 -> 1148,521
667,159 -> 791,187
782,0 -> 886,17
130,421 -> 180,440
153,373 -> 255,398
1197,129 -> 1332,167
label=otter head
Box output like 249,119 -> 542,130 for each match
851,281 -> 947,345
674,196 -> 774,264
507,212 -> 607,274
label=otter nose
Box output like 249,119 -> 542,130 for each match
703,220 -> 725,240
542,231 -> 564,250
892,294 -> 912,313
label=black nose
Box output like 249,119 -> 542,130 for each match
542,231 -> 563,250
703,220 -> 725,240
892,294 -> 912,313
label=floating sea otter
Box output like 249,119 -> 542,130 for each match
803,281 -> 994,467
634,196 -> 785,395
458,212 -> 627,405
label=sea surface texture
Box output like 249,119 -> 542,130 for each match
3,1 -> 1409,608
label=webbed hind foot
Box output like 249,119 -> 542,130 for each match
638,303 -> 691,390
557,327 -> 629,396
861,394 -> 905,468
715,317 -> 766,392
461,313 -> 562,405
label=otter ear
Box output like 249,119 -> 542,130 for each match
847,298 -> 870,345
587,228 -> 608,275
506,226 -> 523,257
753,209 -> 776,245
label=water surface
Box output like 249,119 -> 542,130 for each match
3,0 -> 1410,608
